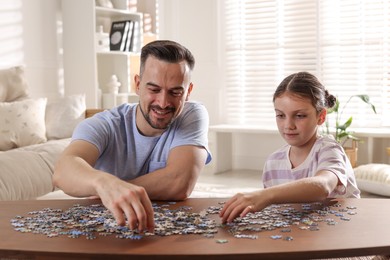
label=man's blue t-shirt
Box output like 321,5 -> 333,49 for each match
72,101 -> 211,180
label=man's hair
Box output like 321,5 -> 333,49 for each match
139,40 -> 195,76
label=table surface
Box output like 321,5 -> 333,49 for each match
1,198 -> 390,260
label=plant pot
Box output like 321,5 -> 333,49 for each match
343,140 -> 358,168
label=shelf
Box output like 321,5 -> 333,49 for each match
117,92 -> 137,97
96,6 -> 142,18
97,51 -> 139,56
102,92 -> 139,109
62,0 -> 157,109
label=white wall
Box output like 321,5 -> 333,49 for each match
22,0 -> 62,99
0,0 -> 62,99
158,0 -> 223,125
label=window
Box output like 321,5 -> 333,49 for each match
224,0 -> 390,128
0,0 -> 23,68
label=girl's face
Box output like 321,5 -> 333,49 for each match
274,92 -> 326,149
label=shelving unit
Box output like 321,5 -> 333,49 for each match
61,0 -> 157,109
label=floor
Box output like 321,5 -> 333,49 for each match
193,169 -> 384,199
192,169 -> 262,198
198,169 -> 262,187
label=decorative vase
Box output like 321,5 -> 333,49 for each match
106,75 -> 121,94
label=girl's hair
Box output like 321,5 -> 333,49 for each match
273,72 -> 336,113
140,40 -> 195,77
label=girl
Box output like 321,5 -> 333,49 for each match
220,72 -> 360,223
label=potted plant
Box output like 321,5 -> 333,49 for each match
324,94 -> 377,167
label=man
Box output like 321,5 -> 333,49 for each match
53,40 -> 211,233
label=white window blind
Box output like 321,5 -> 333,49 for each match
224,0 -> 390,128
0,0 -> 23,68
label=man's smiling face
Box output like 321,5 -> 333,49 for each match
135,56 -> 193,136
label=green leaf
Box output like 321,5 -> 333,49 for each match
353,95 -> 377,114
327,93 -> 377,144
338,117 -> 353,131
347,134 -> 359,141
338,132 -> 349,139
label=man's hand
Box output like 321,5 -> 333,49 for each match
53,140 -> 155,232
94,175 -> 155,232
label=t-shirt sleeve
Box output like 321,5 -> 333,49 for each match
71,113 -> 112,155
316,140 -> 349,195
171,102 -> 212,164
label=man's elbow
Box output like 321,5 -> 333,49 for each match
52,159 -> 68,190
179,187 -> 194,200
165,184 -> 194,201
52,167 -> 62,190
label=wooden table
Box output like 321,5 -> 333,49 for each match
1,198 -> 390,259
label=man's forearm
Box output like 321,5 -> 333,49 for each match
53,155 -> 103,197
129,168 -> 197,200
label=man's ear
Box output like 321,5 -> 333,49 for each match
135,74 -> 141,95
185,82 -> 194,101
318,109 -> 327,125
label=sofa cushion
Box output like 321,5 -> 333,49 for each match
45,94 -> 86,140
354,163 -> 390,197
0,66 -> 29,102
0,138 -> 71,200
0,98 -> 47,151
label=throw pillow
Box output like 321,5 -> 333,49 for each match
45,94 -> 86,139
354,163 -> 390,197
0,66 -> 29,102
0,98 -> 47,151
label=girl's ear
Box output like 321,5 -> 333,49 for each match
318,109 -> 327,125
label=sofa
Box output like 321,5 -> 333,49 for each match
0,66 -> 86,200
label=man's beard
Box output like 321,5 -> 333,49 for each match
139,103 -> 176,130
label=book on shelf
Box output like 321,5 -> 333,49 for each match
130,20 -> 140,52
109,20 -> 138,52
124,20 -> 135,52
125,20 -> 140,52
109,20 -> 130,51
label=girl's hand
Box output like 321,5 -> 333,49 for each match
220,191 -> 268,223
